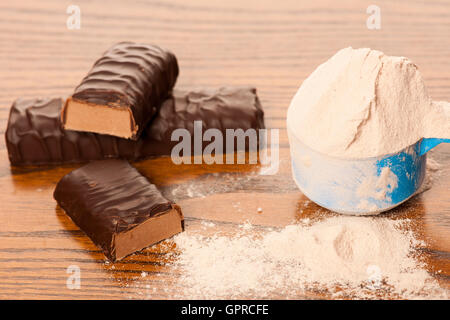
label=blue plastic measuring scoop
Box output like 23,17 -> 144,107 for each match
288,134 -> 449,215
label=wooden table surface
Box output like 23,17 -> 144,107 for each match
0,0 -> 449,299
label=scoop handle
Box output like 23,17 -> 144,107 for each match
419,101 -> 450,155
419,138 -> 450,156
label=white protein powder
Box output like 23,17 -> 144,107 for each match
166,216 -> 447,299
287,47 -> 450,158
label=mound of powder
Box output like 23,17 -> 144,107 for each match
167,217 -> 447,299
287,47 -> 450,158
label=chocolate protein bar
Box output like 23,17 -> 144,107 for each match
5,87 -> 264,166
53,159 -> 184,262
62,42 -> 179,140
5,97 -> 141,166
143,86 -> 265,156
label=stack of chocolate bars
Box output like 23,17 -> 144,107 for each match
5,42 -> 265,262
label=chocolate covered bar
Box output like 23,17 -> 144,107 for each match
142,86 -> 265,156
6,87 -> 264,166
62,42 -> 179,140
5,97 -> 141,166
54,160 -> 184,262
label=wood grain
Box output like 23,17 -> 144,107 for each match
0,0 -> 449,299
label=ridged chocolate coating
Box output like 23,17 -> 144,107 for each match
5,97 -> 141,165
144,86 -> 265,155
53,160 -> 177,261
63,42 -> 179,139
5,87 -> 265,166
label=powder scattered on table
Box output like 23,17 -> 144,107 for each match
163,217 -> 447,299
